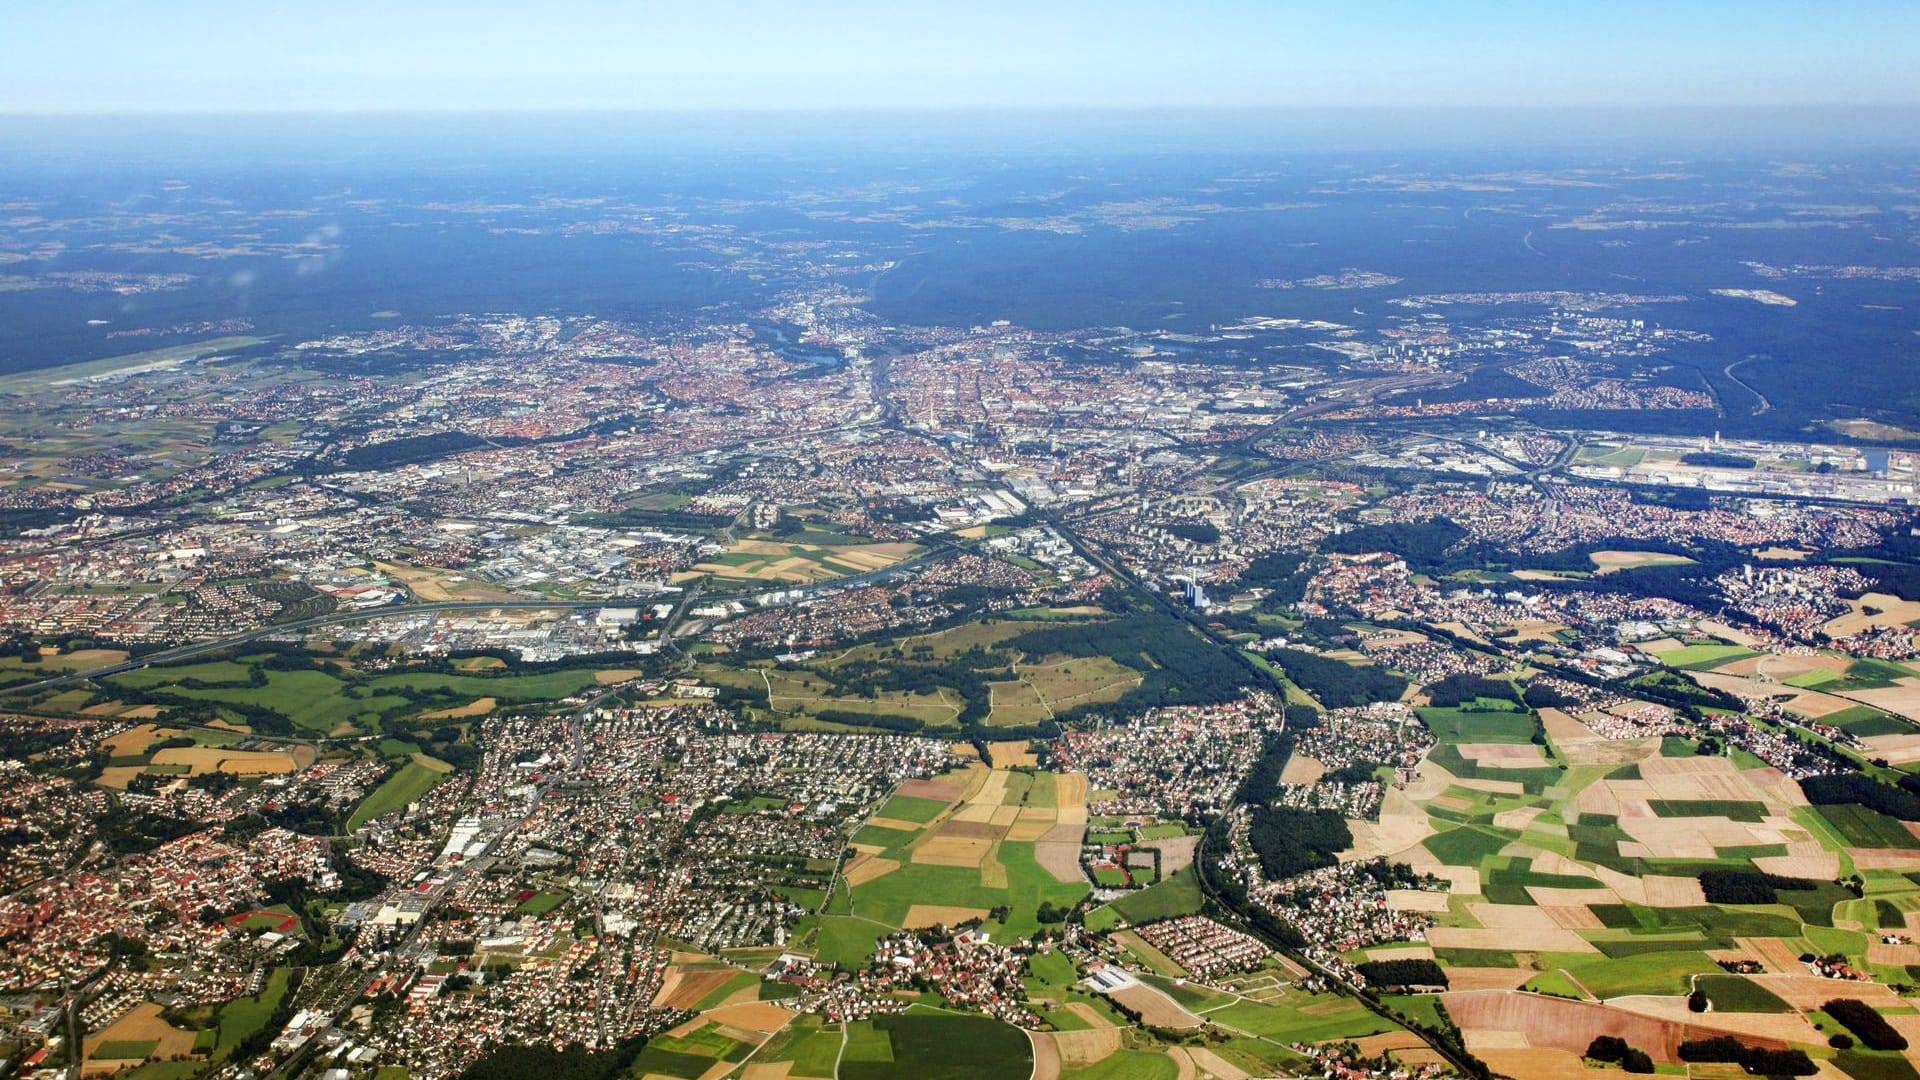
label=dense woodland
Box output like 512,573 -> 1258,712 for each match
1270,647 -> 1408,709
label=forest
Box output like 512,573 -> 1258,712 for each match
1245,805 -> 1352,881
1269,647 -> 1408,709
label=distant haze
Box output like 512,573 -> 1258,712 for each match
4,0 -> 1918,114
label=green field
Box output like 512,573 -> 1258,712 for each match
346,756 -> 453,832
1660,644 -> 1760,670
1825,708 -> 1916,738
1552,949 -> 1719,997
1820,803 -> 1920,850
1416,706 -> 1537,743
847,838 -> 1088,941
1063,1051 -> 1181,1080
1647,799 -> 1769,822
92,1040 -> 159,1060
876,794 -> 951,823
1423,825 -> 1516,867
1086,867 -> 1204,931
214,968 -> 294,1058
110,659 -> 604,736
1207,990 -> 1401,1042
839,1014 -> 1032,1080
804,915 -> 891,967
1695,973 -> 1792,1012
1836,1051 -> 1920,1080
749,1015 -> 843,1078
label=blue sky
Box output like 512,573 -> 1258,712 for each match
4,0 -> 1917,113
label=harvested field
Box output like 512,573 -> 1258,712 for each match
910,835 -> 992,867
1341,787 -> 1437,861
903,904 -> 990,929
1538,709 -> 1602,748
869,816 -> 932,833
1529,885 -> 1618,908
1741,767 -> 1811,806
896,778 -> 965,802
1029,1032 -> 1063,1080
1641,875 -> 1708,907
1493,806 -> 1545,830
1463,1031 -> 1531,1050
1739,938 -> 1804,975
1367,945 -> 1436,962
1617,816 -> 1781,861
150,746 -> 297,776
1006,820 -> 1055,843
1866,941 -> 1920,966
1428,927 -> 1596,953
1746,975 -> 1904,1010
1466,903 -> 1564,931
653,967 -> 737,1009
1752,852 -> 1839,878
1385,889 -> 1453,913
1824,594 -> 1920,637
1698,620 -> 1764,648
843,854 -> 899,887
422,696 -> 495,718
1052,1024 -> 1121,1068
1453,778 -> 1526,795
1607,995 -> 1821,1043
1280,754 -> 1328,785
1348,1032 -> 1431,1055
84,1003 -> 197,1065
1541,905 -> 1606,930
698,999 -> 794,1030
1445,968 -> 1536,991
1055,773 -> 1090,825
1109,984 -> 1203,1029
1861,733 -> 1920,766
987,740 -> 1040,767
95,766 -> 146,789
1035,823 -> 1086,884
1185,1046 -> 1252,1080
1849,848 -> 1920,869
1592,550 -> 1695,573
741,1065 -> 792,1080
1475,1048 -> 1619,1080
101,723 -> 180,757
951,802 -> 998,824
1145,834 -> 1200,876
1444,989 -> 1783,1061
1837,680 -> 1920,723
1636,755 -> 1766,799
1458,743 -> 1550,768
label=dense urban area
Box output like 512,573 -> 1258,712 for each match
4,151 -> 1920,1080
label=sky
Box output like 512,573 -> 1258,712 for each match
3,0 -> 1917,114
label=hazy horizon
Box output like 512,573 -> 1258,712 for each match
6,1 -> 1919,115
